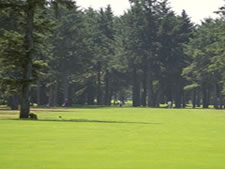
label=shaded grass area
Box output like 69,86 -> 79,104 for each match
7,118 -> 161,125
0,107 -> 225,169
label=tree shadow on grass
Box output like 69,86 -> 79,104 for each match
3,118 -> 163,125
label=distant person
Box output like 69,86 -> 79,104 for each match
168,101 -> 172,108
119,100 -> 123,107
62,98 -> 68,107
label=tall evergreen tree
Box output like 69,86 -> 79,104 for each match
0,0 -> 75,118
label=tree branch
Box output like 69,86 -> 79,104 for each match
0,3 -> 25,10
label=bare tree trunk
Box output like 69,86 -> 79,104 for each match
192,88 -> 196,108
132,66 -> 140,107
219,94 -> 224,109
36,81 -> 41,106
20,2 -> 34,118
108,89 -> 113,105
175,82 -> 182,108
63,71 -> 69,101
155,89 -> 161,108
104,70 -> 110,105
8,95 -> 19,110
87,81 -> 95,105
53,80 -> 58,107
148,79 -> 154,107
48,85 -> 53,107
213,84 -> 218,109
202,84 -> 209,108
141,56 -> 147,107
97,61 -> 102,105
196,88 -> 201,107
182,91 -> 186,108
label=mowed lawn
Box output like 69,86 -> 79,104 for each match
0,107 -> 225,169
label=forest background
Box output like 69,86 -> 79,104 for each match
1,0 -> 225,118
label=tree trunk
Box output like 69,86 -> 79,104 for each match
141,56 -> 147,107
20,2 -> 34,118
8,95 -> 19,110
104,70 -> 110,105
182,91 -> 186,108
63,71 -> 69,101
196,88 -> 201,107
219,93 -> 224,109
132,66 -> 140,107
155,90 -> 161,108
36,81 -> 41,106
202,84 -> 209,108
166,82 -> 173,102
87,81 -> 95,105
48,85 -> 54,107
53,80 -> 58,107
97,61 -> 102,105
148,78 -> 154,107
192,88 -> 196,108
213,84 -> 218,109
175,82 -> 182,108
108,89 -> 113,105
40,84 -> 48,105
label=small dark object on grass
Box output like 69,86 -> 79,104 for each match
59,116 -> 62,119
29,113 -> 38,120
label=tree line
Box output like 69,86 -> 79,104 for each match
0,0 -> 225,118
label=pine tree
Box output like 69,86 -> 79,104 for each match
0,0 -> 75,118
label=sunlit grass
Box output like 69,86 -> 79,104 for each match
0,107 -> 225,169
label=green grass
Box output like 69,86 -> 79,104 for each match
0,107 -> 225,169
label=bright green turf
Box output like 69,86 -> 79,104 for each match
0,107 -> 225,169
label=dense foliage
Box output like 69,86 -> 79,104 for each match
1,0 -> 225,118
